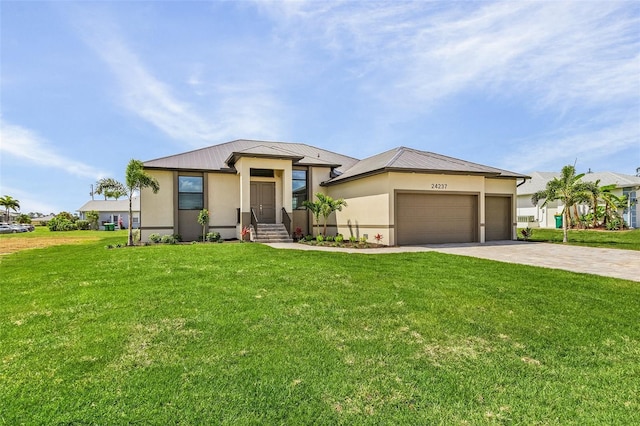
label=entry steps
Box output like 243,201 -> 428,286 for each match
253,223 -> 293,243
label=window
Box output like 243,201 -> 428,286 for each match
292,169 -> 308,209
250,168 -> 274,178
179,176 -> 203,210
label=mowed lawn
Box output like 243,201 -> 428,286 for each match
1,233 -> 639,424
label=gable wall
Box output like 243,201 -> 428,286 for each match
140,170 -> 175,241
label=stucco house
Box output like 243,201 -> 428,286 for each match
140,139 -> 528,245
77,198 -> 140,230
517,171 -> 640,229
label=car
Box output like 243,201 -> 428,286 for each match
9,224 -> 27,233
19,223 -> 35,232
0,224 -> 14,234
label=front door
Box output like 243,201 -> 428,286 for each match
250,182 -> 276,223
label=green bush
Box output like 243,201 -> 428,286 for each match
335,234 -> 344,243
76,220 -> 90,230
606,217 -> 624,231
161,235 -> 177,244
316,235 -> 324,243
349,236 -> 357,243
148,233 -> 161,243
48,216 -> 78,231
206,232 -> 221,242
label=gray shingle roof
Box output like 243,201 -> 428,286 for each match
144,139 -> 359,173
324,146 -> 528,185
77,198 -> 140,212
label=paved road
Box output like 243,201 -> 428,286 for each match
266,241 -> 639,282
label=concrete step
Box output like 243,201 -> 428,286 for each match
254,223 -> 293,243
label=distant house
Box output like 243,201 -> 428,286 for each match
517,171 -> 640,228
77,198 -> 140,230
31,214 -> 56,226
140,139 -> 528,245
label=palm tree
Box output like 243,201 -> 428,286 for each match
302,198 -> 323,236
600,188 -> 628,228
0,195 -> 20,222
531,165 -> 590,243
95,178 -> 127,200
125,159 -> 159,246
316,193 -> 348,236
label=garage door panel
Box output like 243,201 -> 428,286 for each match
485,196 -> 511,241
397,193 -> 477,245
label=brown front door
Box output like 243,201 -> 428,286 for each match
250,182 -> 276,223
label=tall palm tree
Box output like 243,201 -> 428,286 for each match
531,165 -> 590,243
316,193 -> 348,236
0,195 -> 20,222
125,159 -> 159,246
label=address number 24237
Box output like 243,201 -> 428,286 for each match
431,183 -> 448,189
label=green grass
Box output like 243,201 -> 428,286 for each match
1,234 -> 639,424
522,228 -> 640,250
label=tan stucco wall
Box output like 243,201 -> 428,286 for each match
140,170 -> 174,241
327,172 -> 518,245
209,173 -> 239,239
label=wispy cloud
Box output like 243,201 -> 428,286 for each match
0,119 -> 107,179
71,9 -> 285,146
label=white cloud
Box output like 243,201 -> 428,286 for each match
0,119 -> 107,179
73,12 -> 285,146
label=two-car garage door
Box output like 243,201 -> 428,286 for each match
396,193 -> 478,245
396,193 -> 512,245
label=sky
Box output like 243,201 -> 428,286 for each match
1,1 -> 639,215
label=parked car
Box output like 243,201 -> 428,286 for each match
0,224 -> 13,234
9,224 -> 27,233
19,223 -> 35,232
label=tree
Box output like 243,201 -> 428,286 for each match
17,213 -> 31,224
531,165 -> 590,243
302,198 -> 323,236
86,210 -> 100,230
197,209 -> 209,242
95,178 -> 126,200
316,193 -> 348,236
125,159 -> 159,246
0,195 -> 20,222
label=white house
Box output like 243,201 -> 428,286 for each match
517,171 -> 640,229
77,197 -> 140,230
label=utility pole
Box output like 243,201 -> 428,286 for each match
90,184 -> 94,200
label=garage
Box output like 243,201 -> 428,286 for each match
485,196 -> 512,241
396,193 -> 478,245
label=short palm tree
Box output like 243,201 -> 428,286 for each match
531,165 -> 590,243
316,193 -> 348,236
125,159 -> 159,246
95,178 -> 127,200
0,195 -> 20,222
302,198 -> 323,237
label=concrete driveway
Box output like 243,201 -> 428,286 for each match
266,241 -> 639,282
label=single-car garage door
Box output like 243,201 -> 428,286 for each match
396,193 -> 478,245
485,196 -> 512,241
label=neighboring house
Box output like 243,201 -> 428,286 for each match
517,171 -> 640,229
31,214 -> 56,226
77,198 -> 140,230
140,140 -> 528,245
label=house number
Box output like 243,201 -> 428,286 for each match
431,184 -> 448,189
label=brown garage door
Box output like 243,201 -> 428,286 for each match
485,196 -> 511,241
396,193 -> 478,245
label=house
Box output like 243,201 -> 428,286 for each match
517,171 -> 640,228
140,140 -> 528,245
77,198 -> 140,230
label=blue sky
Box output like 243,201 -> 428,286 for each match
1,1 -> 639,215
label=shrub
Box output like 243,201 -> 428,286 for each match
335,234 -> 344,243
374,233 -> 383,244
132,229 -> 141,243
76,220 -> 90,230
173,234 -> 182,242
349,236 -> 357,243
161,235 -> 178,244
149,233 -> 161,243
48,216 -> 78,231
359,236 -> 367,244
304,234 -> 314,242
206,232 -> 221,242
325,235 -> 335,242
316,235 -> 324,243
606,217 -> 624,231
520,227 -> 533,241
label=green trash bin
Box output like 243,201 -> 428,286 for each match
104,223 -> 115,231
554,215 -> 562,229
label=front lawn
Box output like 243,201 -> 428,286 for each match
521,228 -> 640,250
1,235 -> 638,424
